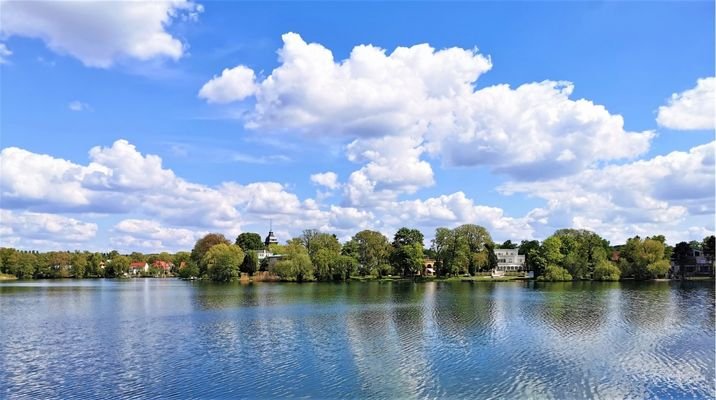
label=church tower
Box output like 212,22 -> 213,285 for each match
264,220 -> 278,247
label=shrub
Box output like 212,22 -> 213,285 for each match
647,259 -> 670,279
537,265 -> 573,282
593,260 -> 621,281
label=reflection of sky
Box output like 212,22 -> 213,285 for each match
0,280 -> 713,398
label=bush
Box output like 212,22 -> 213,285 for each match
647,259 -> 670,279
593,260 -> 621,281
537,265 -> 573,282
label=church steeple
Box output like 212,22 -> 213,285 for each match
264,219 -> 278,247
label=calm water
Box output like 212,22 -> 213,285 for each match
0,279 -> 713,399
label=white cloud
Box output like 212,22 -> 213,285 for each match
0,43 -> 12,63
310,171 -> 340,190
0,0 -> 202,68
200,33 -> 655,208
111,219 -> 205,252
0,139 -> 240,231
0,209 -> 97,248
657,77 -> 715,130
68,100 -> 91,112
499,141 -> 715,243
198,65 -> 256,103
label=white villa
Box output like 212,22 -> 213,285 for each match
495,249 -> 525,271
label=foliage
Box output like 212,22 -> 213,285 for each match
235,232 -> 265,252
71,252 -> 88,278
178,260 -> 200,279
191,233 -> 231,276
593,260 -> 621,281
269,240 -> 315,281
672,242 -> 692,279
537,265 -> 573,282
501,240 -> 518,249
620,236 -> 670,280
431,224 -> 492,277
519,240 -> 541,272
703,235 -> 715,265
107,255 -> 130,277
202,244 -> 244,282
240,250 -> 259,275
390,227 -> 425,276
647,259 -> 670,278
344,230 -> 391,277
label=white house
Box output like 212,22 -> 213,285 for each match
495,249 -> 525,271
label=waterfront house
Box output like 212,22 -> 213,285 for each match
129,262 -> 149,275
495,249 -> 525,271
671,248 -> 714,277
152,260 -> 173,275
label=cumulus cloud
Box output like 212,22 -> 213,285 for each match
657,77 -> 715,130
310,171 -> 340,190
0,0 -> 202,68
0,43 -> 12,63
198,65 -> 256,103
0,209 -> 97,248
499,141 -> 715,243
200,33 -> 654,196
111,219 -> 205,252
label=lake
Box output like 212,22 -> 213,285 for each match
0,279 -> 713,399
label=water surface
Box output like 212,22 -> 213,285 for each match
1,279 -> 713,399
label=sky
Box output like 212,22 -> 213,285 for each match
0,1 -> 714,253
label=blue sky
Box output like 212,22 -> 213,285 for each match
0,1 -> 714,252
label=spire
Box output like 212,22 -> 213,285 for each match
264,219 -> 278,247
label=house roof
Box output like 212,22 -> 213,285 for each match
130,262 -> 146,268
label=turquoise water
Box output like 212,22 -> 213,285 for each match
0,279 -> 713,399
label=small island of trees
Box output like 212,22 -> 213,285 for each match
0,225 -> 713,284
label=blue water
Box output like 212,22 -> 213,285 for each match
0,279 -> 713,399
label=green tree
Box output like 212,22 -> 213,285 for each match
71,252 -> 88,278
87,252 -> 105,277
129,252 -> 146,263
191,233 -> 231,276
202,244 -> 244,282
537,265 -> 573,282
593,260 -> 621,281
178,261 -> 200,279
390,228 -> 425,277
107,255 -> 130,277
673,241 -> 692,280
345,230 -> 391,277
173,251 -> 191,273
241,250 -> 259,276
518,240 -> 541,272
500,240 -> 518,249
702,235 -> 715,268
235,232 -> 265,252
0,248 -> 19,275
647,259 -> 670,278
271,240 -> 314,281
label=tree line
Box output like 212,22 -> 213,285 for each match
1,225 -> 713,283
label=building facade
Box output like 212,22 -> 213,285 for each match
494,249 -> 525,271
